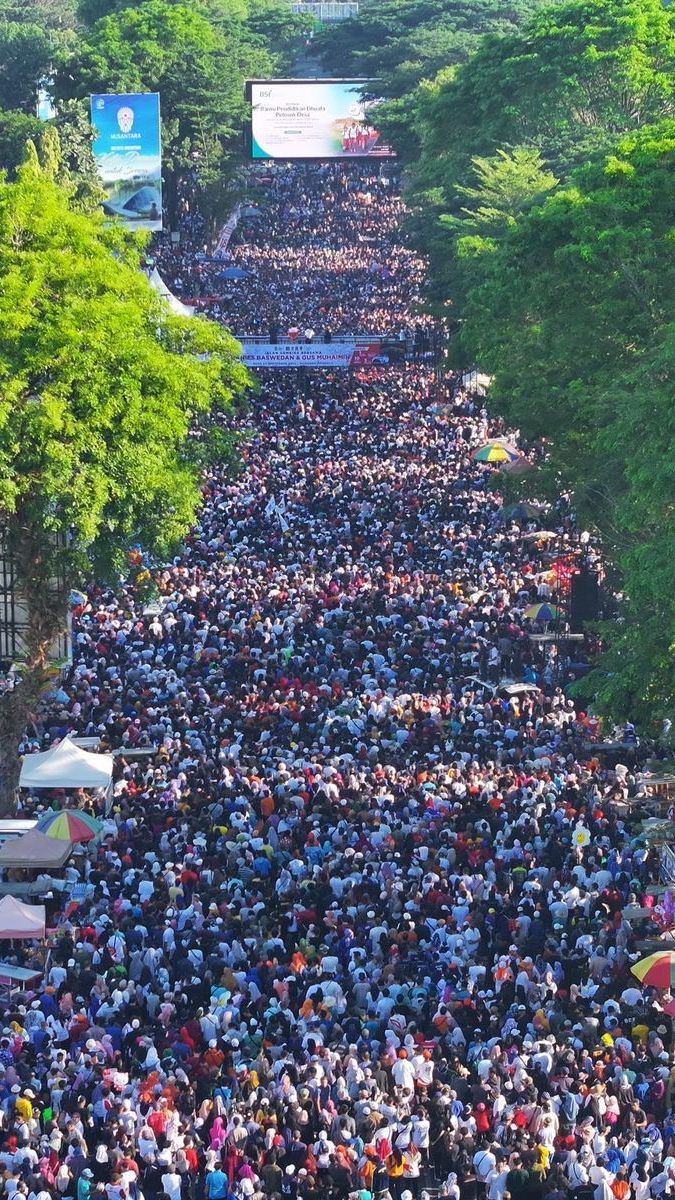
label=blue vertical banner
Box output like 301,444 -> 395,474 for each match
90,92 -> 162,231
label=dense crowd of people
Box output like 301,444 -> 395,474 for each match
153,166 -> 433,339
7,164 -> 673,1200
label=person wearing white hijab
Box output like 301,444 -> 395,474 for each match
444,1173 -> 460,1200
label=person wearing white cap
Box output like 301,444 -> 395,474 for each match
281,1164 -> 297,1200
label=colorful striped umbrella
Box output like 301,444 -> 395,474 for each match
525,603 -> 563,622
631,951 -> 675,989
472,441 -> 520,464
37,810 -> 101,842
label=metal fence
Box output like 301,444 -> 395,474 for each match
0,538 -> 71,666
291,2 -> 359,19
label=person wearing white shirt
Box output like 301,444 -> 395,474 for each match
474,1148 -> 496,1182
161,1171 -> 182,1200
486,1163 -> 509,1200
411,1114 -> 430,1151
568,1156 -> 590,1189
392,1055 -> 416,1090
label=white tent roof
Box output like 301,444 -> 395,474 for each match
20,737 -> 113,790
0,895 -> 46,939
148,267 -> 195,318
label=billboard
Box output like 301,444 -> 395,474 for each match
241,342 -> 386,368
249,79 -> 395,160
90,92 -> 162,231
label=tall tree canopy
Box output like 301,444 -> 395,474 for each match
407,0 -> 674,193
315,0 -> 549,97
0,21 -> 53,113
0,152 -> 249,804
446,122 -> 675,730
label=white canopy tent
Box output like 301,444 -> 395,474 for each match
147,268 -> 195,318
19,737 -> 113,792
0,895 -> 46,939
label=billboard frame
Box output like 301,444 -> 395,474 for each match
90,91 -> 163,231
245,78 -> 397,162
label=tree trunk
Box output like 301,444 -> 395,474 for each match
0,523 -> 71,813
0,683 -> 28,815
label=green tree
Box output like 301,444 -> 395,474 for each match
244,0 -> 314,69
50,99 -> 105,209
316,0 -> 549,97
55,0 -> 284,222
0,106 -> 102,207
420,146 -> 559,323
0,153 -> 249,809
408,0 -> 674,193
452,147 -> 559,235
0,109 -> 46,176
453,123 -> 675,729
0,21 -> 53,113
77,0 -> 249,24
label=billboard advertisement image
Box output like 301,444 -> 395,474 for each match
249,79 -> 395,160
90,92 -> 162,230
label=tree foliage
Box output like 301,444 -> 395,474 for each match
0,109 -> 46,175
449,123 -> 675,729
408,0 -> 674,191
0,21 -> 54,113
0,154 -> 249,801
316,0 -> 550,97
0,154 -> 248,563
0,0 -> 75,30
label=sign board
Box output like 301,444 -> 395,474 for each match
241,342 -> 385,368
91,92 -> 162,230
249,79 -> 395,160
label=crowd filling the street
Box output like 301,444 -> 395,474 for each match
8,163 -> 675,1200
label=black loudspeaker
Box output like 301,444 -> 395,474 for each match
570,569 -> 599,631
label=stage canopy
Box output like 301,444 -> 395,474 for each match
0,895 -> 46,939
19,737 -> 113,791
